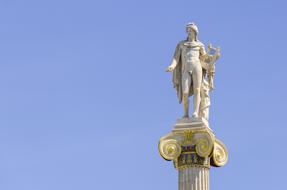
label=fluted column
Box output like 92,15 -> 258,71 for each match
179,167 -> 209,190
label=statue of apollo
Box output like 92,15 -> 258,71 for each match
166,23 -> 220,120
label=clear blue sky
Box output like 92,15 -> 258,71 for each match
0,0 -> 286,189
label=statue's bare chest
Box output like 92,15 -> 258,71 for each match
181,45 -> 201,62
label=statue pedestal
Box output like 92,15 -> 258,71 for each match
173,118 -> 211,132
158,119 -> 228,190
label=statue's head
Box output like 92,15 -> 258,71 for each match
186,23 -> 198,40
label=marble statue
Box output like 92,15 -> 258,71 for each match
166,23 -> 221,120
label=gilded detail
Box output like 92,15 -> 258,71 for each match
158,123 -> 228,169
158,139 -> 182,161
174,145 -> 210,170
183,130 -> 193,145
211,139 -> 228,167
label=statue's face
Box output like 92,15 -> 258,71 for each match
186,27 -> 195,38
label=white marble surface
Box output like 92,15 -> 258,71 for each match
166,23 -> 220,120
179,167 -> 209,190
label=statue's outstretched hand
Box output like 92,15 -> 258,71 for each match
166,65 -> 175,72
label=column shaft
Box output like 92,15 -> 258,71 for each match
178,167 -> 209,190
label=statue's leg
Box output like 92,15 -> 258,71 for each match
183,94 -> 189,118
191,64 -> 202,118
182,72 -> 191,118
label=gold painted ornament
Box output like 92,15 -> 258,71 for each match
158,139 -> 181,161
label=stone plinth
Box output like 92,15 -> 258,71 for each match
158,118 -> 228,190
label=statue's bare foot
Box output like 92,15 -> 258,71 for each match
192,113 -> 198,118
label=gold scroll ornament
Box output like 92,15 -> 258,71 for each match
194,131 -> 214,157
211,139 -> 228,167
158,139 -> 181,161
